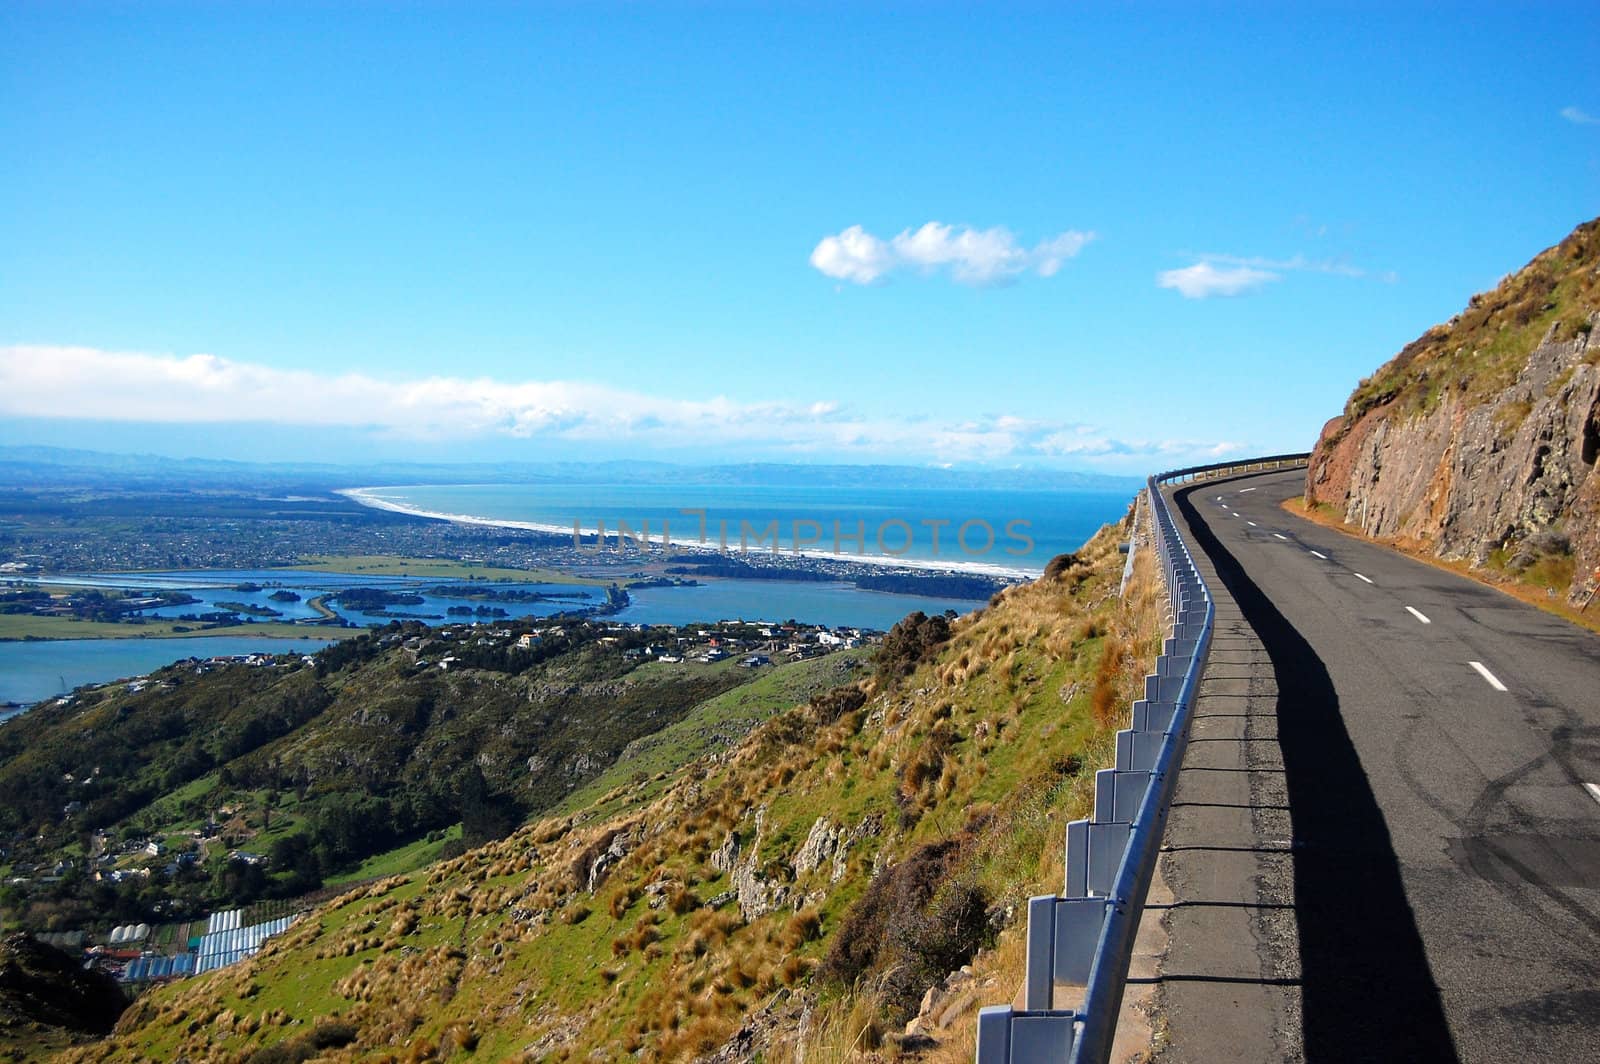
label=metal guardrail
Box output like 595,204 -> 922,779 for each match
975,454 -> 1310,1063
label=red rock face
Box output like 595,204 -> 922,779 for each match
1308,318 -> 1600,603
1568,402 -> 1600,602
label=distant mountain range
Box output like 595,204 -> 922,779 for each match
0,445 -> 1141,494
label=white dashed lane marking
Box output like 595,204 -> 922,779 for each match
1247,521 -> 1257,527
1309,550 -> 1327,559
1273,533 -> 1289,541
1355,573 -> 1374,584
1238,487 -> 1256,493
1584,783 -> 1600,809
1468,661 -> 1508,691
1405,606 -> 1431,624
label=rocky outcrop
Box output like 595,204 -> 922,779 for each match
696,989 -> 816,1063
1308,219 -> 1600,604
792,817 -> 844,882
711,810 -> 885,922
571,822 -> 638,893
712,809 -> 791,921
585,826 -> 635,892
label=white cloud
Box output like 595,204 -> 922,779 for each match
1201,252 -> 1366,278
0,345 -> 820,442
0,344 -> 1240,470
1157,262 -> 1279,299
808,225 -> 894,284
1032,429 -> 1244,460
1561,105 -> 1598,126
1156,247 -> 1385,299
810,222 -> 1093,286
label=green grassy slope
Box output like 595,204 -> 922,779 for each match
555,649 -> 872,823
0,622 -> 847,936
60,515 -> 1164,1063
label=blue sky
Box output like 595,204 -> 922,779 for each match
2,1 -> 1598,473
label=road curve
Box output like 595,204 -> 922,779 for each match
1169,468 -> 1600,1063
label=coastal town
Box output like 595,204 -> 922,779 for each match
0,615 -> 884,993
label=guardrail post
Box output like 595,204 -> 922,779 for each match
1026,895 -> 1058,1009
976,1008 -> 1080,1062
1097,767 -> 1154,821
1130,699 -> 1177,734
1013,1013 -> 1077,1060
1053,897 -> 1112,984
1065,819 -> 1089,897
977,1006 -> 1012,1062
1087,821 -> 1130,895
1114,728 -> 1162,771
1157,654 -> 1193,679
1144,673 -> 1184,704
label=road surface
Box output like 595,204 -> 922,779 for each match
1160,468 -> 1600,1063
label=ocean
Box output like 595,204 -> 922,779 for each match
349,482 -> 1133,574
0,483 -> 1134,715
0,636 -> 336,710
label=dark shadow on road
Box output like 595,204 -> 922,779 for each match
1175,483 -> 1459,1063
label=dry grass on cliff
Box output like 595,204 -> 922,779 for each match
1337,217 -> 1600,434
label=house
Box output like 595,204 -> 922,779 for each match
739,654 -> 770,668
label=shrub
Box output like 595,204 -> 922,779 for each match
243,1022 -> 358,1064
820,838 -> 992,1019
875,612 -> 953,680
879,879 -> 989,1017
808,683 -> 868,723
1043,552 -> 1079,580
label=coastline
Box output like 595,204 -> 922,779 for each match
338,486 -> 1046,580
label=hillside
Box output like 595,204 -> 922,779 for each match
48,512 -> 1163,1062
0,935 -> 127,1057
0,620 -> 866,938
1306,216 -> 1600,605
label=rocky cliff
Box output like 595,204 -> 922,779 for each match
1307,218 -> 1600,605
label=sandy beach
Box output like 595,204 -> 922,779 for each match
338,486 -> 1043,580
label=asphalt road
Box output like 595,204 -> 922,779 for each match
1170,469 -> 1600,1064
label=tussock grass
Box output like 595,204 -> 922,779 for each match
67,512 -> 1167,1063
1336,218 -> 1600,438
